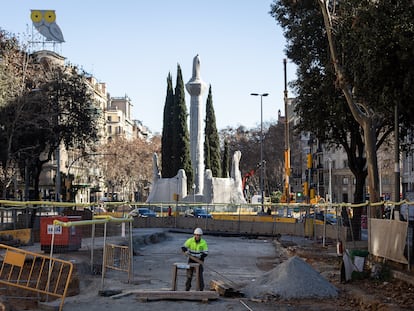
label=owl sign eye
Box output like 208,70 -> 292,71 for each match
44,11 -> 56,23
30,10 -> 42,23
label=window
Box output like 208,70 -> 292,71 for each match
342,177 -> 349,185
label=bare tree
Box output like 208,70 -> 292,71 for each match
0,30 -> 33,198
220,123 -> 285,198
100,135 -> 161,202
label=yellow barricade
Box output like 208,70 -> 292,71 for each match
0,244 -> 73,311
104,243 -> 132,281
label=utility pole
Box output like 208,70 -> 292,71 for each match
394,103 -> 400,202
283,58 -> 290,203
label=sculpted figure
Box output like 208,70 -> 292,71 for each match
231,151 -> 242,188
192,54 -> 201,80
152,153 -> 161,180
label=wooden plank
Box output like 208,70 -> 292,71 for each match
98,289 -> 123,297
112,290 -> 219,301
209,279 -> 244,297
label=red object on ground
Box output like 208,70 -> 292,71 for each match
40,216 -> 82,252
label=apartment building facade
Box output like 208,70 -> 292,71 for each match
30,51 -> 151,203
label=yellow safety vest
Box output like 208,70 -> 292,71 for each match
184,237 -> 208,259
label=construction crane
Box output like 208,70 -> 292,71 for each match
283,58 -> 291,203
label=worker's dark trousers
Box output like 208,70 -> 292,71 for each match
185,265 -> 204,291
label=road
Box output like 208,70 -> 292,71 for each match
47,230 -> 282,311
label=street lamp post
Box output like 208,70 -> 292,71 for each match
54,72 -> 62,202
250,93 -> 269,212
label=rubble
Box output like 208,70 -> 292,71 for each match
243,255 -> 338,300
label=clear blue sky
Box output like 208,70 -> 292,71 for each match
1,0 -> 296,134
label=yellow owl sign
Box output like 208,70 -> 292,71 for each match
30,10 -> 64,43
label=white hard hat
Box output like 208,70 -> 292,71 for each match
194,228 -> 203,235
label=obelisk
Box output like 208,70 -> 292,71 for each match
186,54 -> 207,195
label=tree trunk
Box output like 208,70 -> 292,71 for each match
319,0 -> 381,213
363,119 -> 381,216
354,172 -> 366,204
29,161 -> 44,228
350,171 -> 367,240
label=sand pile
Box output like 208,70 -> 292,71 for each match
243,256 -> 338,299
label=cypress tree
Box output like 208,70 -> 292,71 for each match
204,136 -> 211,170
222,140 -> 230,178
161,73 -> 175,178
174,64 -> 193,189
204,85 -> 221,177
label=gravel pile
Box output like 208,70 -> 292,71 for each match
243,256 -> 338,299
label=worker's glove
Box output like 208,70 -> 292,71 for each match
201,253 -> 207,260
181,246 -> 188,252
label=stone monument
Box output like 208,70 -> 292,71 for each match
185,54 -> 207,195
146,55 -> 246,206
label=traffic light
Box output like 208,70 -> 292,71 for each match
303,181 -> 309,197
310,188 -> 315,200
307,153 -> 312,169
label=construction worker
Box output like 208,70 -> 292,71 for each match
181,227 -> 208,291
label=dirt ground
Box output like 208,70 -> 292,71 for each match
2,230 -> 414,310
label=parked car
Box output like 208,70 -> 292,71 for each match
306,212 -> 336,225
129,207 -> 157,217
325,213 -> 338,225
184,208 -> 195,217
193,208 -> 213,219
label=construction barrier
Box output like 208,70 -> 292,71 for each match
0,243 -> 73,311
104,243 -> 132,282
52,215 -> 134,290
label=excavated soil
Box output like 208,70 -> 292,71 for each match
274,238 -> 414,310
